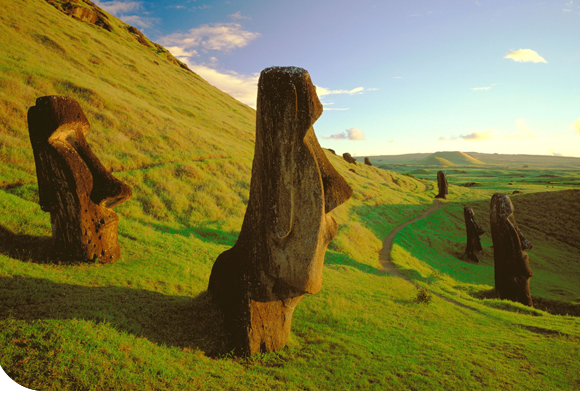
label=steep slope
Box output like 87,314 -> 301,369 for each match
1,0 -> 580,391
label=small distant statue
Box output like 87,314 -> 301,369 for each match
364,157 -> 372,166
343,152 -> 357,165
28,96 -> 132,263
464,207 -> 484,262
327,148 -> 336,155
434,171 -> 448,199
490,193 -> 534,307
208,67 -> 353,355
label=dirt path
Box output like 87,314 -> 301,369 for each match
378,200 -> 443,278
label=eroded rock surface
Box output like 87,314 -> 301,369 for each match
464,207 -> 485,262
208,67 -> 353,355
45,0 -> 113,31
343,153 -> 357,165
490,193 -> 534,307
434,170 -> 448,199
28,96 -> 131,263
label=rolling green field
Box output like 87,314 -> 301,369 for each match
1,0 -> 580,391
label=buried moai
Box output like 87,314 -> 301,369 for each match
343,152 -> 357,165
490,193 -> 534,307
464,207 -> 485,262
208,67 -> 353,355
364,157 -> 373,166
28,96 -> 131,263
434,170 -> 448,199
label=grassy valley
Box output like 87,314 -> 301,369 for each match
1,0 -> 580,391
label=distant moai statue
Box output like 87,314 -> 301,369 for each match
327,148 -> 336,155
343,152 -> 357,165
364,157 -> 372,166
28,96 -> 132,263
464,207 -> 485,262
208,67 -> 353,355
434,170 -> 448,199
490,193 -> 534,307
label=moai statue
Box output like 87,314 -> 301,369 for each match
364,157 -> 373,166
343,152 -> 357,165
490,193 -> 534,307
434,170 -> 448,199
208,67 -> 353,355
28,96 -> 131,263
464,207 -> 485,262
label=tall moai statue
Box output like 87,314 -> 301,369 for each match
490,193 -> 534,307
364,157 -> 373,166
28,96 -> 132,263
208,67 -> 353,355
464,207 -> 485,262
434,170 -> 448,199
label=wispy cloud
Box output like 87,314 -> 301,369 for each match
229,11 -> 250,20
504,49 -> 547,63
459,130 -> 497,141
322,127 -> 366,141
165,46 -> 198,58
504,118 -> 537,139
393,76 -> 402,79
121,15 -> 156,29
94,0 -> 141,14
159,23 -> 260,52
573,118 -> 580,134
316,87 -> 377,97
475,1 -> 481,5
471,87 -> 491,91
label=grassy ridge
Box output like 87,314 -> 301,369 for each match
1,0 -> 580,391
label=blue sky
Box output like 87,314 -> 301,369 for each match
94,0 -> 580,157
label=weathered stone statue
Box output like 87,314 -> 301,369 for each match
28,96 -> 131,263
434,170 -> 448,199
364,157 -> 372,166
343,152 -> 357,165
464,207 -> 484,262
208,67 -> 353,355
490,193 -> 534,307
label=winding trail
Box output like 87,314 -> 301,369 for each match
378,200 -> 443,279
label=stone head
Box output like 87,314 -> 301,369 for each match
28,96 -> 131,262
243,66 -> 353,295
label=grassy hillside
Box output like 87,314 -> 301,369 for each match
414,151 -> 484,166
1,0 -> 580,391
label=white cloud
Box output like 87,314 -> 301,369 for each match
573,118 -> 580,134
459,130 -> 497,141
94,1 -> 141,15
322,127 -> 366,141
181,63 -> 259,108
504,49 -> 547,63
121,15 -> 156,29
229,11 -> 250,20
563,8 -> 572,11
393,76 -> 402,79
165,46 -> 198,58
475,1 -> 481,5
471,87 -> 491,91
504,118 -> 536,139
159,23 -> 260,52
316,86 -> 376,97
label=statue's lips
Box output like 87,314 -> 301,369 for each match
325,214 -> 338,241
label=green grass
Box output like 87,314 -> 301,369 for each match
1,0 -> 580,391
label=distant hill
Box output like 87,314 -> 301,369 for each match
415,151 -> 484,166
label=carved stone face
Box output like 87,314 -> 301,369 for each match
28,96 -> 131,263
490,193 -> 534,306
242,67 -> 353,295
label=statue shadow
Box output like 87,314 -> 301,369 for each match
149,223 -> 238,247
0,275 -> 228,356
0,225 -> 53,264
324,251 -> 386,276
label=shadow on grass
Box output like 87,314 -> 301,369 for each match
324,251 -> 386,276
149,223 -> 238,247
0,225 -> 53,264
471,288 -> 580,317
0,275 -> 228,356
